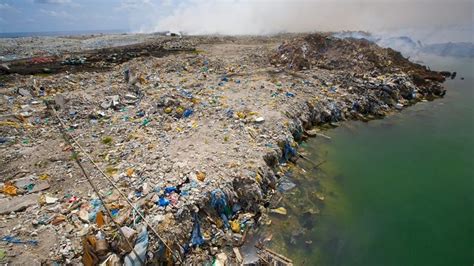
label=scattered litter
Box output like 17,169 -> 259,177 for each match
1,236 -> 38,245
190,213 -> 204,247
0,31 -> 448,265
271,207 -> 288,215
211,189 -> 230,228
2,183 -> 17,196
0,249 -> 6,261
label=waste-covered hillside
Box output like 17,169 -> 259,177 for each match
0,33 -> 449,265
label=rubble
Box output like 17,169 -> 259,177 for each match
0,32 -> 448,264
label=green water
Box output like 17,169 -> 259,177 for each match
268,55 -> 473,266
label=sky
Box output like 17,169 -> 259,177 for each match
0,0 -> 472,42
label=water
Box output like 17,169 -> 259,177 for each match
0,29 -> 127,38
267,55 -> 473,265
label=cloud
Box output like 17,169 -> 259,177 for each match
39,8 -> 73,19
0,3 -> 13,10
34,0 -> 72,4
118,0 -> 153,10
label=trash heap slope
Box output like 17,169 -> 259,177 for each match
0,33 -> 449,265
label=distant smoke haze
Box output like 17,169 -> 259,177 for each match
137,0 -> 472,42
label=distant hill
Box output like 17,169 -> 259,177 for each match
421,42 -> 474,58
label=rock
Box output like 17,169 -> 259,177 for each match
18,88 -> 32,97
101,99 -> 112,109
233,247 -> 243,263
45,195 -> 59,204
278,177 -> 296,192
254,117 -> 265,123
124,94 -> 138,100
0,63 -> 10,71
0,193 -> 39,215
305,129 -> 319,137
14,178 -> 50,193
101,95 -> 120,109
214,252 -> 228,266
54,94 -> 66,110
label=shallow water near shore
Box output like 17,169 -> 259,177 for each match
267,55 -> 473,265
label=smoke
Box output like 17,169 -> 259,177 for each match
136,0 -> 472,40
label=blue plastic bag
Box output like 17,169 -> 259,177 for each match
190,213 -> 204,247
280,140 -> 297,163
183,109 -> 193,118
164,187 -> 177,194
211,189 -> 230,228
157,197 -> 170,207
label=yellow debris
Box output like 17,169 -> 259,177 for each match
176,106 -> 184,115
196,172 -> 206,182
230,220 -> 241,233
0,121 -> 20,128
255,173 -> 262,183
2,184 -> 17,196
271,207 -> 288,215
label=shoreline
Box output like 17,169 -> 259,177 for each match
0,33 -> 448,264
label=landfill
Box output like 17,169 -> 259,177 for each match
0,32 -> 448,264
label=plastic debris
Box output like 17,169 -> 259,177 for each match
51,214 -> 66,225
211,189 -> 230,228
2,184 -> 17,196
183,109 -> 193,118
190,213 -> 204,247
278,176 -> 296,192
230,220 -> 241,233
196,172 -> 206,182
281,140 -> 297,163
124,226 -> 148,266
82,235 -> 99,266
164,186 -> 177,194
0,249 -> 5,261
1,236 -> 38,245
45,195 -> 59,204
96,211 -> 105,228
95,231 -> 109,256
271,207 -> 288,215
157,197 -> 170,207
213,252 -> 228,266
118,226 -> 137,254
99,253 -> 120,266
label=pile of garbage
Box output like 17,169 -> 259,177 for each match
271,33 -> 447,80
0,32 -> 450,265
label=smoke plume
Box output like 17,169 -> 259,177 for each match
136,0 -> 472,42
